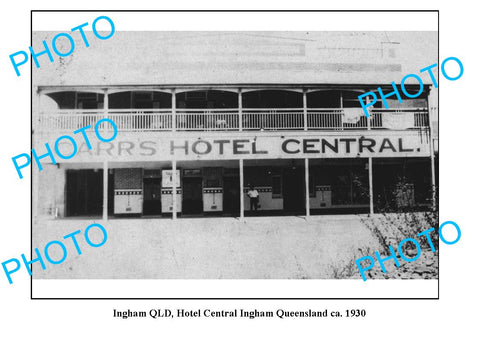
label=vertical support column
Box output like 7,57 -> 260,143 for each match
368,157 -> 374,215
239,159 -> 244,221
102,89 -> 109,138
302,89 -> 308,131
340,91 -> 344,131
304,158 -> 310,219
103,89 -> 109,121
238,89 -> 243,131
427,89 -> 436,211
171,89 -> 176,132
366,94 -> 371,130
172,160 -> 177,220
102,89 -> 110,221
103,160 -> 108,221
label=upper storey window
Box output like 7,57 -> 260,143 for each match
307,90 -> 384,108
46,91 -> 104,110
109,91 -> 171,109
307,89 -> 427,109
176,90 -> 237,109
242,90 -> 302,108
372,85 -> 428,109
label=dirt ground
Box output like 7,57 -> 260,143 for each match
32,215 -> 381,279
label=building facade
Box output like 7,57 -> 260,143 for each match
32,31 -> 438,220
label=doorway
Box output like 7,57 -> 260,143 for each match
66,169 -> 103,217
283,168 -> 305,214
223,176 -> 240,216
108,172 -> 114,216
143,178 -> 162,215
182,177 -> 203,214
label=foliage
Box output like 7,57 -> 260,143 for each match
329,247 -> 374,279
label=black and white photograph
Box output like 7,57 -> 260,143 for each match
32,26 -> 438,282
2,5 -> 478,339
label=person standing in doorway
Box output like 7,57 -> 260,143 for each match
247,185 -> 260,211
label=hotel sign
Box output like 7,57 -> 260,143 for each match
55,132 -> 431,162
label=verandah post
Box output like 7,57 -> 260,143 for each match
305,158 -> 310,219
103,160 -> 108,221
239,159 -> 244,222
426,88 -> 437,211
102,89 -> 109,221
303,89 -> 308,131
238,89 -> 243,131
172,159 -> 177,220
368,157 -> 374,215
171,89 -> 176,132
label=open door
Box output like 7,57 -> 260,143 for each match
143,177 -> 161,215
182,177 -> 203,215
283,167 -> 305,214
223,175 -> 240,216
66,169 -> 103,217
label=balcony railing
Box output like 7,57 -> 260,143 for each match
176,109 -> 238,131
242,108 -> 304,130
37,108 -> 429,132
109,109 -> 172,131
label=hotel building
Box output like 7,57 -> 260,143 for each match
32,31 -> 438,221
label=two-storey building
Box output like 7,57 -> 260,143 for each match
32,31 -> 438,220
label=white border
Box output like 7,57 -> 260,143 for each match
31,11 -> 439,299
32,11 -> 438,31
33,279 -> 438,299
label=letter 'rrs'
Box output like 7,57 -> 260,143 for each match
12,119 -> 117,179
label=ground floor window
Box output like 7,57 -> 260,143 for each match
58,158 -> 433,218
143,170 -> 162,215
373,158 -> 431,212
310,161 -> 369,207
66,169 -> 104,217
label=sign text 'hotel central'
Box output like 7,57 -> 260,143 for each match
55,134 -> 430,162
